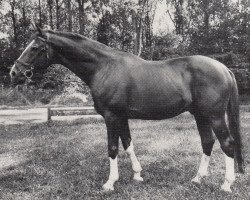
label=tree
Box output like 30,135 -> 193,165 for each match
19,0 -> 31,47
167,0 -> 185,35
66,0 -> 73,31
97,11 -> 112,45
9,0 -> 18,48
0,0 -> 248,93
76,0 -> 86,34
132,0 -> 147,56
38,0 -> 42,26
186,0 -> 233,54
47,0 -> 54,29
55,0 -> 63,30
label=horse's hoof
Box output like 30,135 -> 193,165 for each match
133,176 -> 144,182
191,176 -> 201,184
102,182 -> 114,191
133,172 -> 143,182
221,184 -> 232,193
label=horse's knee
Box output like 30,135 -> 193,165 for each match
221,137 -> 235,158
108,145 -> 119,159
120,135 -> 131,150
202,139 -> 215,156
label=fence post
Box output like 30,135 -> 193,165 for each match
47,107 -> 51,122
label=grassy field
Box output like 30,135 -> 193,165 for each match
0,111 -> 249,200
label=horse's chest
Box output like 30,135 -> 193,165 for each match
91,81 -> 128,111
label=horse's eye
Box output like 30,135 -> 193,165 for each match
32,46 -> 39,50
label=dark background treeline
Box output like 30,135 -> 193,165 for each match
0,0 -> 249,106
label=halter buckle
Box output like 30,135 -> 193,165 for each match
24,69 -> 34,79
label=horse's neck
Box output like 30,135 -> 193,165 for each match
49,33 -> 111,85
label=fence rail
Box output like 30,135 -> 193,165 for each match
1,105 -> 250,125
47,106 -> 98,121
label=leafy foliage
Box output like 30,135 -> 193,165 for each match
0,0 -> 249,106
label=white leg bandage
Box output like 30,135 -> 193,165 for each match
126,141 -> 143,181
221,154 -> 235,193
102,157 -> 119,191
192,153 -> 210,184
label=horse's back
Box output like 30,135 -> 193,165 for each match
126,55 -> 233,118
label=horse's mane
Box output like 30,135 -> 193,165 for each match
45,30 -> 112,51
47,30 -> 84,41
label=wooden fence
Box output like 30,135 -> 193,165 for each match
47,106 -> 98,121
1,105 -> 250,125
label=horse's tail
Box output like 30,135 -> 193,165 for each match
227,71 -> 245,173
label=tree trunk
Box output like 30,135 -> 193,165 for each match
203,0 -> 210,32
133,0 -> 146,56
47,0 -> 53,29
38,0 -> 42,26
202,0 -> 210,52
22,6 -> 26,21
171,0 -> 184,35
21,3 -> 27,46
77,0 -> 85,35
145,11 -> 152,46
132,10 -> 138,55
136,17 -> 143,57
10,0 -> 18,48
66,0 -> 72,32
55,0 -> 61,30
204,11 -> 209,32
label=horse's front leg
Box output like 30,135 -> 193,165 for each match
102,111 -> 121,191
120,129 -> 143,181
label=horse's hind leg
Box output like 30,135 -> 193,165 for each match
192,115 -> 215,184
120,126 -> 143,181
211,115 -> 235,192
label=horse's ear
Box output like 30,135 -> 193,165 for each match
35,24 -> 46,39
30,21 -> 36,31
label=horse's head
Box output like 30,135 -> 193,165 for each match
10,25 -> 51,85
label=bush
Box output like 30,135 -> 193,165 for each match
146,33 -> 185,60
209,53 -> 241,66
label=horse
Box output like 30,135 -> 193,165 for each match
10,25 -> 244,193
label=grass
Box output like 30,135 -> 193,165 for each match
0,112 -> 250,200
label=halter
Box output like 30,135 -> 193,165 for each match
14,36 -> 48,79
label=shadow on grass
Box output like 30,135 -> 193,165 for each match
0,139 -> 107,199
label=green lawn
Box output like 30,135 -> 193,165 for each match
0,112 -> 249,200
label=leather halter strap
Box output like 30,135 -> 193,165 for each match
14,36 -> 48,79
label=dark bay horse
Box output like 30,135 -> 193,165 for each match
10,26 -> 244,192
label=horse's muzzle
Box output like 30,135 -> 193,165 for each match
11,77 -> 26,86
10,65 -> 27,85
10,72 -> 26,86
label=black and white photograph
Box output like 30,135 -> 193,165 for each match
0,0 -> 249,199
